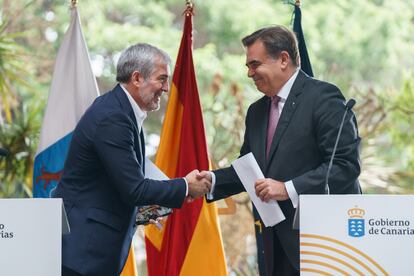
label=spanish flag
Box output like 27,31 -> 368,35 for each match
144,5 -> 227,276
120,249 -> 138,276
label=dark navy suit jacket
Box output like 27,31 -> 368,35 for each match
210,71 -> 361,275
54,84 -> 186,275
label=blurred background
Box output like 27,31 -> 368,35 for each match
1,0 -> 414,274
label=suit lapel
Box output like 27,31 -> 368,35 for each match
259,99 -> 270,170
113,84 -> 144,172
113,84 -> 139,129
250,97 -> 270,171
265,71 -> 307,171
140,129 -> 145,173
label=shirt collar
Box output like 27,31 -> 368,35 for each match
276,68 -> 300,101
120,84 -> 147,131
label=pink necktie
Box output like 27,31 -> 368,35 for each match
266,96 -> 280,159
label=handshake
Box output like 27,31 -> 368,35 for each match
184,170 -> 213,200
185,170 -> 290,203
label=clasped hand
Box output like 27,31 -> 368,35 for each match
185,171 -> 289,203
255,178 -> 289,202
185,170 -> 212,200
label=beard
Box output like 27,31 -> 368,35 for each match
141,92 -> 161,111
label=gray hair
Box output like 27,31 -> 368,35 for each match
116,43 -> 171,83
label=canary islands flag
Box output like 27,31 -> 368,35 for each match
32,7 -> 140,276
33,7 -> 99,198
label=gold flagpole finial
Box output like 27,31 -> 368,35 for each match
295,0 -> 301,7
183,0 -> 194,16
185,0 -> 193,9
71,0 -> 77,8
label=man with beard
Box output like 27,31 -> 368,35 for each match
54,43 -> 211,276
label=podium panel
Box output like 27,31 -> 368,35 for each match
300,195 -> 414,275
0,198 -> 65,276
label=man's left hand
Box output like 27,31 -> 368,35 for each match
255,178 -> 289,202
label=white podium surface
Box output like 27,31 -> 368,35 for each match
0,198 -> 63,276
300,195 -> 414,275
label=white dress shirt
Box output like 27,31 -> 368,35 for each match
208,68 -> 300,208
120,84 -> 147,131
120,84 -> 189,196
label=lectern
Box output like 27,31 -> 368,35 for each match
0,198 -> 69,276
299,195 -> 414,275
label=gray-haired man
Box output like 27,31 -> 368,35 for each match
54,43 -> 211,276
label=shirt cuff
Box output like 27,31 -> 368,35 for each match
183,177 -> 188,197
206,172 -> 216,200
285,180 -> 298,208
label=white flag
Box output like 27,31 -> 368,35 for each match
33,7 -> 99,197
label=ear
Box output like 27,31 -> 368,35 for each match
279,51 -> 290,69
131,71 -> 144,86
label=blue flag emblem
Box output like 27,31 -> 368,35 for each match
348,218 -> 365,237
33,133 -> 72,198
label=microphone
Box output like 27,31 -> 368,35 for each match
293,98 -> 356,230
324,98 -> 356,194
346,99 -> 356,110
0,148 -> 9,157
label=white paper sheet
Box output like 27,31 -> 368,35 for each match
232,152 -> 285,227
144,158 -> 169,229
145,157 -> 169,180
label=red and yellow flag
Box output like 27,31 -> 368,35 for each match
121,248 -> 138,276
144,5 -> 227,276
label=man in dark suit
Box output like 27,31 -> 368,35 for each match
54,43 -> 211,276
201,26 -> 361,275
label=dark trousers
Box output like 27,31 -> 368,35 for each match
272,234 -> 299,276
62,266 -> 83,276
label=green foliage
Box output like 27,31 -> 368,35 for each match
2,0 -> 414,273
0,102 -> 42,197
0,15 -> 40,197
304,0 -> 414,92
0,19 -> 30,122
194,0 -> 291,55
389,74 -> 414,170
1,0 -> 413,216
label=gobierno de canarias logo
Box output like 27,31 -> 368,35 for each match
299,206 -> 388,274
348,206 -> 365,238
